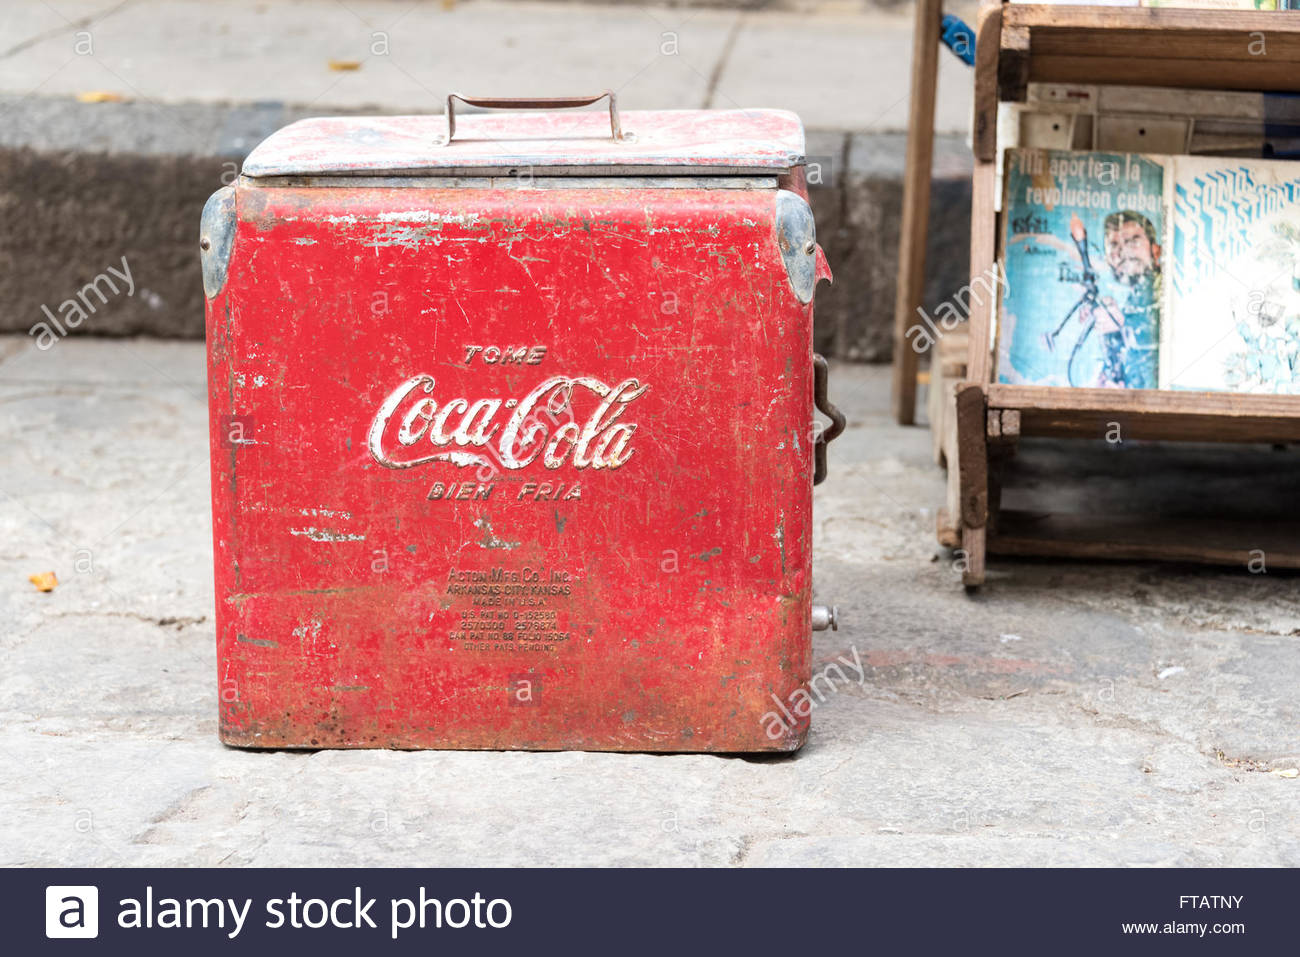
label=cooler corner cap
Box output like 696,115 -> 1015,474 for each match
200,186 -> 237,299
775,190 -> 818,304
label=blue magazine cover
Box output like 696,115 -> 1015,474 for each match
998,149 -> 1164,389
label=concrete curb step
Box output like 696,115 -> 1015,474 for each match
0,96 -> 972,360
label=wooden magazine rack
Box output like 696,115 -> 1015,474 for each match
942,1 -> 1300,587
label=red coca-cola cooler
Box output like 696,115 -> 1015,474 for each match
202,93 -> 844,752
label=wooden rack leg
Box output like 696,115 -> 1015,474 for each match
962,526 -> 987,588
955,382 -> 989,587
936,375 -> 962,546
891,0 -> 943,426
956,3 -> 1001,585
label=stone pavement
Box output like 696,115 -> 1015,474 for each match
0,0 -> 976,131
2,336 -> 1297,866
0,0 -> 977,357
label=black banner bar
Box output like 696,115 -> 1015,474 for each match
8,867 -> 1293,953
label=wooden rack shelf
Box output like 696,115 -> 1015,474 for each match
941,0 -> 1300,587
1000,6 -> 1300,97
985,385 -> 1300,443
993,510 -> 1300,570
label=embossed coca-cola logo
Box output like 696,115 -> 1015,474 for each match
368,374 -> 650,471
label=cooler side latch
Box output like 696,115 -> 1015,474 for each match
813,354 -> 846,486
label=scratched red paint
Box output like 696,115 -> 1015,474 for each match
205,109 -> 827,751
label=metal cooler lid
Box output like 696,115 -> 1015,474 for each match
241,105 -> 805,177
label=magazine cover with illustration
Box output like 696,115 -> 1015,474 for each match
1166,156 -> 1300,394
998,148 -> 1164,389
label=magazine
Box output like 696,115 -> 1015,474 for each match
1165,156 -> 1300,393
998,148 -> 1300,394
998,149 -> 1164,389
